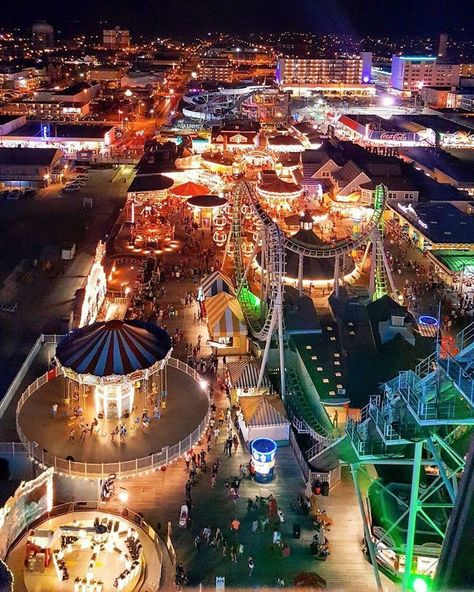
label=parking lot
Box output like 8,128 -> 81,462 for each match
0,166 -> 132,396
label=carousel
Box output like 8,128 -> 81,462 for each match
55,320 -> 172,420
16,320 -> 210,475
123,198 -> 177,256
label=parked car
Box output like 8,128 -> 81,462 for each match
6,190 -> 22,200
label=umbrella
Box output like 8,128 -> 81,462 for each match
294,571 -> 326,590
170,181 -> 209,198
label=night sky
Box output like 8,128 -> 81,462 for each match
4,0 -> 474,38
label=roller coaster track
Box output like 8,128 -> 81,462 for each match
232,180 -> 285,341
283,183 -> 386,259
231,181 -> 387,340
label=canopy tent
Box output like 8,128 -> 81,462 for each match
170,181 -> 209,198
238,394 -> 290,445
198,271 -> 235,300
227,360 -> 272,389
205,292 -> 247,338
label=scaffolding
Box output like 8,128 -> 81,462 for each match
346,320 -> 474,591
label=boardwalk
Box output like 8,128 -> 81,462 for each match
53,384 -> 395,592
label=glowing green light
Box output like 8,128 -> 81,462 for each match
410,576 -> 430,592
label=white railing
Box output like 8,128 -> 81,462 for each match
15,357 -> 210,479
0,334 -> 62,419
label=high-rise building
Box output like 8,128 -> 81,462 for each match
390,55 -> 460,92
103,27 -> 130,49
438,33 -> 449,59
32,21 -> 54,49
276,53 -> 371,85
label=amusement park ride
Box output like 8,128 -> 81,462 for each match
228,178 -> 394,393
225,175 -> 474,591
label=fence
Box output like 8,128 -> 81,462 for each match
0,334 -> 62,419
15,357 -> 210,479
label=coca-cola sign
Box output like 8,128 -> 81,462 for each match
380,132 -> 408,141
370,130 -> 414,142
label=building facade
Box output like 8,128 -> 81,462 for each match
103,27 -> 130,49
390,55 -> 460,92
276,53 -> 372,85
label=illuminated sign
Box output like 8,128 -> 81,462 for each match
251,438 -> 277,482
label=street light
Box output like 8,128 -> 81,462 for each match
124,89 -> 133,98
381,95 -> 395,107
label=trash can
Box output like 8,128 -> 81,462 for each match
293,523 -> 301,539
322,481 -> 329,496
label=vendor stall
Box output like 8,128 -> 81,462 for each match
225,360 -> 272,405
237,394 -> 290,445
198,271 -> 235,301
205,292 -> 248,356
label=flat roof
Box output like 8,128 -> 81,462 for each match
0,147 -> 60,166
396,202 -> 474,244
0,114 -> 23,125
402,147 -> 474,183
394,114 -> 474,135
6,122 -> 113,139
54,82 -> 92,96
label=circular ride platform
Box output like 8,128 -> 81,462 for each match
17,360 -> 209,479
5,508 -> 164,591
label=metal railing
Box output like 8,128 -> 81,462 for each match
289,430 -> 341,489
0,334 -> 62,419
456,320 -> 474,354
16,357 -> 210,479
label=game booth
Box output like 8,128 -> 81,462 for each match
204,292 -> 249,356
224,360 -> 272,406
237,394 -> 290,446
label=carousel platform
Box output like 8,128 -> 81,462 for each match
17,364 -> 208,471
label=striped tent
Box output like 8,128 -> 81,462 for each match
205,292 -> 247,338
56,320 -> 171,378
240,395 -> 289,427
199,271 -> 235,299
227,361 -> 272,389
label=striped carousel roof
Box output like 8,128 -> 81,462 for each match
205,292 -> 247,338
56,320 -> 172,378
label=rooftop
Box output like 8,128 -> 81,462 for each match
127,173 -> 174,193
395,202 -> 474,244
0,147 -> 60,166
402,147 -> 474,183
7,122 -> 114,139
54,82 -> 93,96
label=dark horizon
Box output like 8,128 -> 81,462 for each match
3,0 -> 474,39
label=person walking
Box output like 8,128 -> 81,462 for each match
213,426 -> 220,443
230,543 -> 237,563
248,556 -> 255,576
194,534 -> 201,550
68,428 -> 75,441
51,403 -> 58,418
203,526 -> 211,544
184,451 -> 191,470
232,434 -> 239,454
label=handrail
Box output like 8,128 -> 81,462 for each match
15,357 -> 209,479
